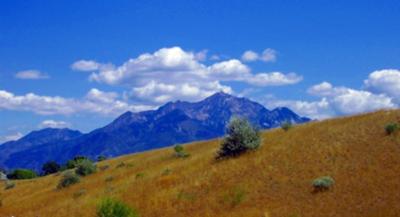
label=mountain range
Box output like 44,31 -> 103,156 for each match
0,92 -> 310,171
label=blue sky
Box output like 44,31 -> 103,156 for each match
1,0 -> 400,142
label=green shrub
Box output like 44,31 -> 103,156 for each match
217,117 -> 261,158
385,123 -> 399,135
75,159 -> 97,176
135,173 -> 145,179
312,176 -> 335,192
4,180 -> 15,190
66,156 -> 90,169
173,145 -> 190,158
97,155 -> 107,162
97,198 -> 139,217
281,121 -> 293,131
42,160 -> 61,176
7,169 -> 37,180
58,171 -> 80,189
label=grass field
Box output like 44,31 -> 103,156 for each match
1,109 -> 400,217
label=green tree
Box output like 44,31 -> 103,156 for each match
42,161 -> 61,175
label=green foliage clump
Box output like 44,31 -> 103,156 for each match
97,198 -> 139,217
42,160 -> 61,175
217,117 -> 261,158
97,155 -> 107,162
312,176 -> 335,192
75,159 -> 97,176
7,169 -> 37,180
135,173 -> 145,179
66,156 -> 90,169
4,180 -> 15,190
173,145 -> 190,158
58,171 -> 80,189
385,123 -> 399,135
281,121 -> 293,131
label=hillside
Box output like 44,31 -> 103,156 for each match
1,110 -> 400,217
2,92 -> 309,171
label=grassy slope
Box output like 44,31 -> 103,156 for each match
1,110 -> 400,217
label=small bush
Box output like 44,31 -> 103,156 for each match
75,159 -> 97,176
312,176 -> 335,192
217,117 -> 261,158
174,145 -> 190,158
58,171 -> 80,189
385,123 -> 399,135
66,156 -> 90,169
281,121 -> 293,131
7,169 -> 37,180
97,198 -> 139,217
42,160 -> 61,176
4,180 -> 15,190
135,173 -> 145,179
97,155 -> 107,162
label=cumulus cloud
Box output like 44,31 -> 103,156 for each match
276,81 -> 396,119
83,46 -> 300,104
364,69 -> 400,104
241,48 -> 277,62
15,70 -> 49,80
39,120 -> 70,129
0,89 -> 153,116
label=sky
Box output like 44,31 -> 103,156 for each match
0,0 -> 400,142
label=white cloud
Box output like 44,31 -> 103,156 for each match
364,69 -> 400,104
71,60 -> 101,71
39,120 -> 70,129
241,50 -> 259,62
0,89 -> 153,116
241,48 -> 277,62
246,72 -> 303,86
15,70 -> 49,80
330,89 -> 395,115
84,46 -> 300,104
0,132 -> 23,143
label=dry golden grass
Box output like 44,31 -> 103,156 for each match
1,110 -> 400,217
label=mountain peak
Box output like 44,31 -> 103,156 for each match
205,91 -> 233,100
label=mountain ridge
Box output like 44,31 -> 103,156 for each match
1,92 -> 310,171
